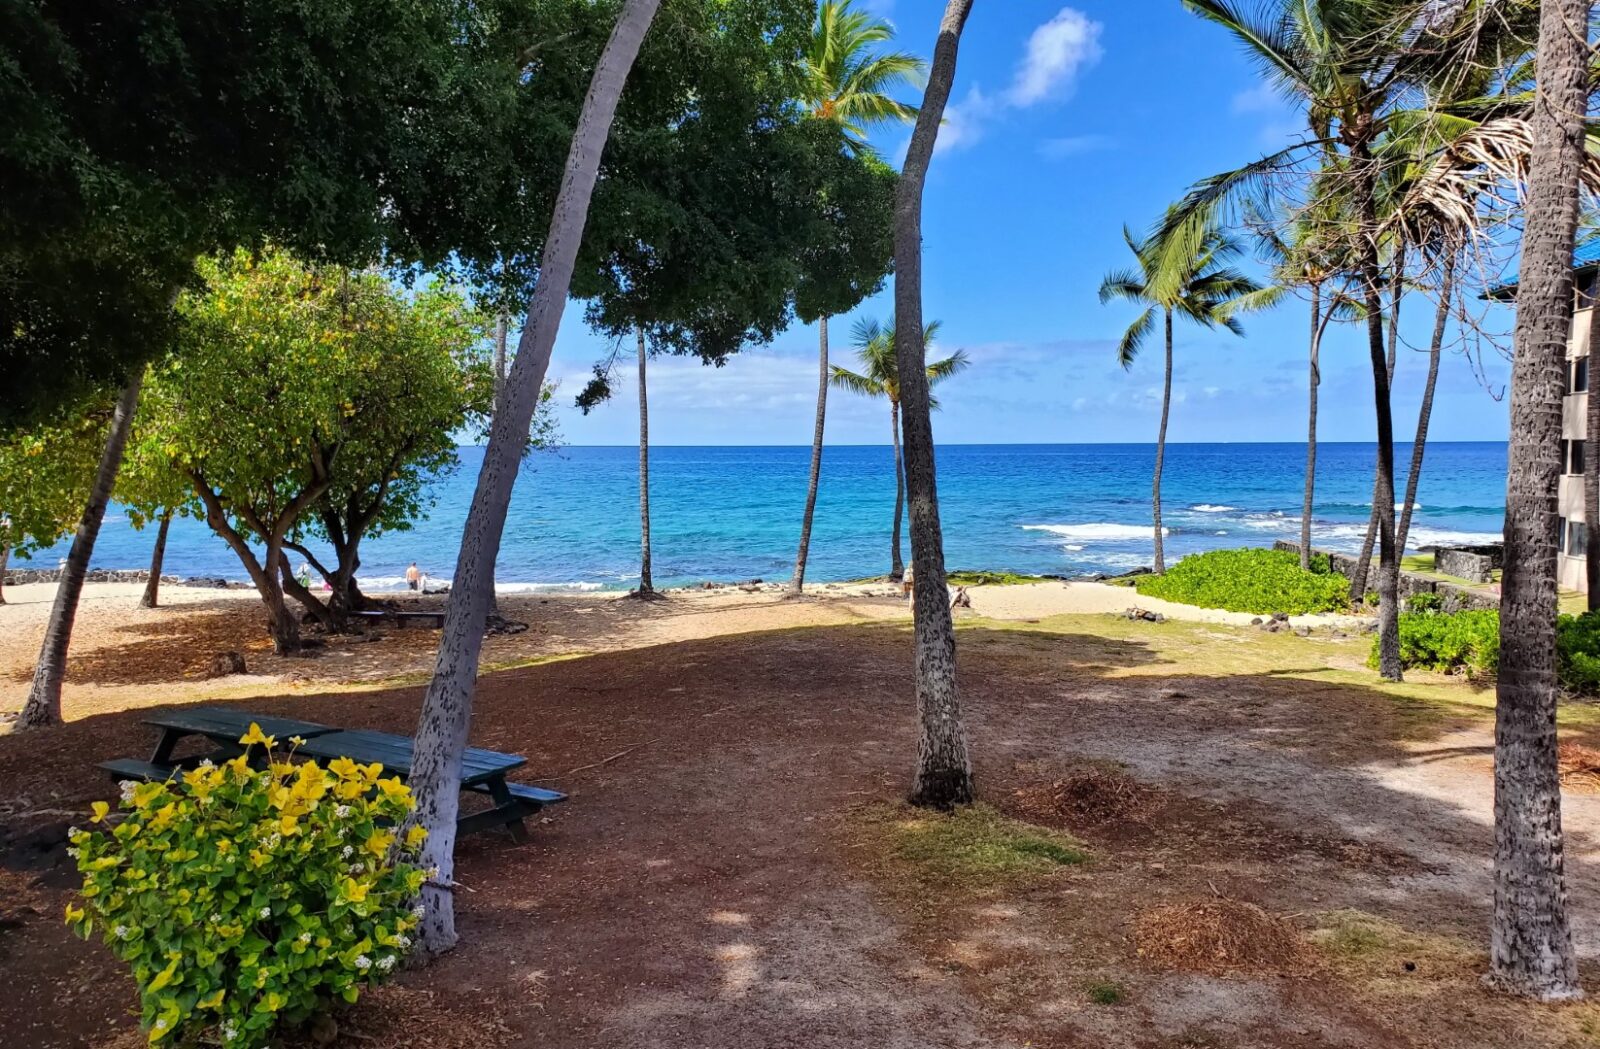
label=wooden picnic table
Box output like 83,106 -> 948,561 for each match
98,706 -> 564,840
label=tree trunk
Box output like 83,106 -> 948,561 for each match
1396,260 -> 1454,557
1152,308 -> 1172,574
791,315 -> 829,593
0,541 -> 8,606
139,511 -> 172,609
1301,284 -> 1322,570
1489,0 -> 1587,1001
637,327 -> 653,594
17,374 -> 144,730
1585,278 -> 1600,610
494,310 -> 509,415
890,401 -> 905,581
1351,251 -> 1405,605
405,0 -> 661,957
895,0 -> 976,811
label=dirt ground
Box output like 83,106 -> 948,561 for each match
4,593 -> 1600,1047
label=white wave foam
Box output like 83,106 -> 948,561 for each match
496,580 -> 607,593
1022,523 -> 1168,540
1063,544 -> 1086,552
1190,504 -> 1236,513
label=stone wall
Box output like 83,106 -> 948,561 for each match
1273,541 -> 1498,613
2,567 -> 243,589
1435,545 -> 1502,584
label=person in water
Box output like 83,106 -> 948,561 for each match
405,562 -> 421,591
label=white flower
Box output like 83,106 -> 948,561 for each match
114,925 -> 130,939
354,954 -> 372,971
411,904 -> 426,919
426,866 -> 439,880
210,913 -> 222,923
350,863 -> 366,875
221,1022 -> 237,1041
335,805 -> 351,818
258,906 -> 271,919
67,826 -> 79,837
396,935 -> 411,950
66,847 -> 79,858
298,931 -> 312,944
153,1019 -> 168,1032
340,845 -> 354,859
377,955 -> 396,972
118,781 -> 137,802
198,758 -> 214,768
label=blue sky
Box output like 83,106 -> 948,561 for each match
541,0 -> 1516,446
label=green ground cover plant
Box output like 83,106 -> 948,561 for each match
1133,548 -> 1349,615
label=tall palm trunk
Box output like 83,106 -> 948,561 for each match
890,400 -> 905,580
139,510 -> 173,609
0,540 -> 9,606
1396,260 -> 1454,557
405,0 -> 661,957
636,327 -> 653,594
1352,141 -> 1401,682
1152,307 -> 1173,574
791,316 -> 829,593
17,374 -> 144,729
1350,252 -> 1403,606
1585,282 -> 1600,610
895,0 -> 976,811
1300,283 -> 1323,569
1489,0 -> 1587,1001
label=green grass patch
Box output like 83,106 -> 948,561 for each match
1133,548 -> 1349,615
946,569 -> 1048,586
1084,979 -> 1126,1005
866,803 -> 1087,884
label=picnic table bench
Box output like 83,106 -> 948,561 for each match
98,706 -> 564,840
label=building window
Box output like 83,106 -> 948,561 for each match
1574,439 -> 1587,476
1563,439 -> 1572,472
1572,520 -> 1590,557
1577,357 -> 1591,393
1579,271 -> 1600,309
1560,516 -> 1569,553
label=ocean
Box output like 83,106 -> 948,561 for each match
19,442 -> 1509,592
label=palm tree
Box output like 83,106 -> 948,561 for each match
1099,219 -> 1259,574
635,327 -> 656,596
894,0 -> 976,811
1489,0 -> 1587,1002
790,0 -> 924,595
1166,0 -> 1538,680
831,316 -> 968,580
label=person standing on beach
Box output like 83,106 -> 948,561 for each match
406,562 -> 422,592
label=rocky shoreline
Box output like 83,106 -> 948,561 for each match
1,567 -> 250,589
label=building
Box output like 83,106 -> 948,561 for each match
1554,243 -> 1600,592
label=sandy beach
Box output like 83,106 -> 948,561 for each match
0,576 -> 1366,722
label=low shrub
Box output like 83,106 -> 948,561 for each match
66,725 -> 427,1047
1132,548 -> 1349,616
1375,609 -> 1500,678
1406,593 -> 1442,613
1377,609 -> 1600,693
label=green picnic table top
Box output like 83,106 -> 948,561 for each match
293,729 -> 525,787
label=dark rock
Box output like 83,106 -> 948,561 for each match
1250,617 -> 1263,626
1294,626 -> 1311,637
205,651 -> 247,678
1271,612 -> 1290,623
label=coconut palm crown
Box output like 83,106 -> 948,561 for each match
803,0 -> 926,154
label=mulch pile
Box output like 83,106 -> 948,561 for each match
1008,766 -> 1162,831
1558,742 -> 1600,792
1132,898 -> 1309,976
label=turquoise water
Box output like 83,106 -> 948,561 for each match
22,442 -> 1508,591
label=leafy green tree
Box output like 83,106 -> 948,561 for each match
790,0 -> 913,593
1099,217 -> 1259,574
0,401 -> 113,605
136,249 -> 492,654
832,317 -> 967,580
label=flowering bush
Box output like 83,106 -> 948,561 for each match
65,724 -> 427,1046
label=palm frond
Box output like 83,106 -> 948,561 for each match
829,365 -> 883,398
1116,306 -> 1158,369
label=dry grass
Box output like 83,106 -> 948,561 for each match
1132,898 -> 1309,977
1006,766 -> 1162,832
1558,742 -> 1600,792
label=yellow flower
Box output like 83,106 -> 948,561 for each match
375,777 -> 410,803
238,722 -> 276,748
90,801 -> 110,823
364,831 -> 395,858
404,825 -> 428,849
279,814 -> 301,836
288,735 -> 306,747
329,756 -> 362,781
340,877 -> 370,903
64,903 -> 85,923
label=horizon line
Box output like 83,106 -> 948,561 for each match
459,439 -> 1511,449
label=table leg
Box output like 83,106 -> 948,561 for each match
149,729 -> 182,766
487,778 -> 528,844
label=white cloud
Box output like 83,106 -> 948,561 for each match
1037,133 -> 1113,160
937,8 -> 1103,154
1007,8 -> 1103,106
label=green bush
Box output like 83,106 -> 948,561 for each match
1376,609 -> 1500,677
1132,548 -> 1349,615
1406,593 -> 1443,613
66,726 -> 427,1046
1377,609 -> 1600,694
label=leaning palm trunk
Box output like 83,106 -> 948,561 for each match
1353,145 -> 1401,682
17,374 -> 144,729
791,316 -> 830,593
636,327 -> 653,594
406,0 -> 661,957
890,401 -> 905,580
1396,260 -> 1454,557
0,541 -> 9,606
1350,256 -> 1403,607
896,0 -> 975,810
1152,308 -> 1173,574
1300,283 -> 1324,570
1585,282 -> 1600,610
1488,0 -> 1587,1001
139,510 -> 173,609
